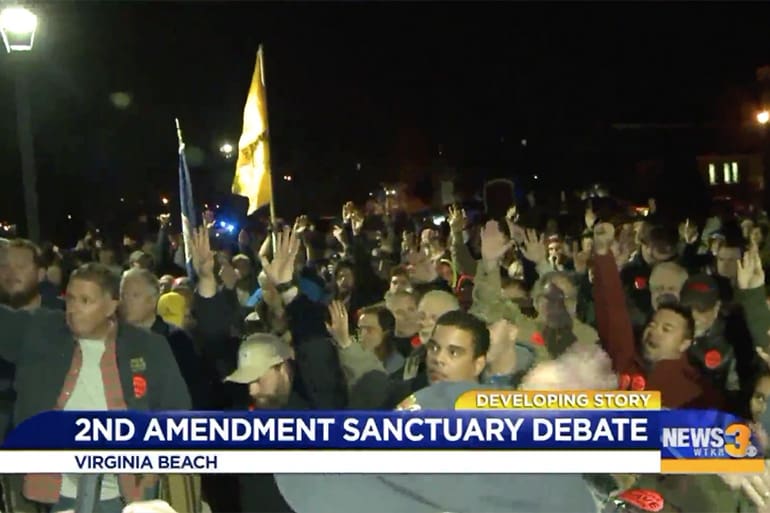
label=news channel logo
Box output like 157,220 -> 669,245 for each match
722,422 -> 759,458
662,422 -> 759,459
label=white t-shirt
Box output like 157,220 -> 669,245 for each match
59,339 -> 120,501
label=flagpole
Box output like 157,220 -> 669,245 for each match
258,45 -> 278,230
175,117 -> 184,148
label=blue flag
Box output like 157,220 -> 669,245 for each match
178,139 -> 197,281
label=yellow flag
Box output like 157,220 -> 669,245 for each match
232,46 -> 272,215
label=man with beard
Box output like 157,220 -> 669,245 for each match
1,239 -> 63,311
224,333 -> 297,409
0,240 -> 63,441
221,308 -> 305,513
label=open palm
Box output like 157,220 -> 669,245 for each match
263,227 -> 301,286
190,226 -> 214,278
481,220 -> 512,262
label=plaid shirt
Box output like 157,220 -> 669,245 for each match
23,321 -> 157,504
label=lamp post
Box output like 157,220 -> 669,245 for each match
758,109 -> 770,212
1,6 -> 40,242
219,142 -> 234,159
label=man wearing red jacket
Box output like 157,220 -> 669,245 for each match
591,223 -> 724,409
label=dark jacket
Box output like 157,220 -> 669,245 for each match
349,370 -> 427,410
195,289 -> 343,513
679,241 -> 715,275
151,316 -> 211,410
687,314 -> 736,391
39,282 -> 64,311
194,290 -> 348,410
0,305 -> 191,427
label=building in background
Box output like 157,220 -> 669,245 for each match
696,153 -> 764,211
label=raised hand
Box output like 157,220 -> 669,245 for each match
325,301 -> 353,349
679,219 -> 699,245
738,247 -> 765,290
402,231 -> 417,254
584,201 -> 597,230
448,205 -> 467,234
342,201 -> 355,223
406,250 -> 438,284
217,255 -> 237,290
506,204 -> 519,223
332,224 -> 348,248
351,210 -> 365,235
190,226 -> 215,278
263,226 -> 301,286
593,222 -> 616,256
521,229 -> 546,264
158,213 -> 171,228
293,215 -> 310,235
480,220 -> 513,263
720,460 -> 770,512
573,250 -> 590,274
202,210 -> 216,230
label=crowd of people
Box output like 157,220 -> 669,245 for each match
1,191 -> 770,512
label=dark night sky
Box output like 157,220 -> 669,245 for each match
1,2 -> 770,238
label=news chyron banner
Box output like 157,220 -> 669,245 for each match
0,391 -> 762,474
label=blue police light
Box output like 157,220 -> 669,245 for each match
219,221 -> 227,228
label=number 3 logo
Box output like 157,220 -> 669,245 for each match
724,423 -> 752,458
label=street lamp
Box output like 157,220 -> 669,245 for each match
219,142 -> 234,159
1,5 -> 40,242
758,110 -> 770,125
0,6 -> 37,52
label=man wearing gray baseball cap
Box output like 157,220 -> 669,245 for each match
225,333 -> 297,410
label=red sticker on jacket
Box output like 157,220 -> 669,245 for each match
704,349 -> 722,369
619,373 -> 631,390
618,488 -> 664,512
133,375 -> 147,399
631,374 -> 646,391
634,277 -> 648,290
410,335 -> 422,348
531,332 -> 545,346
